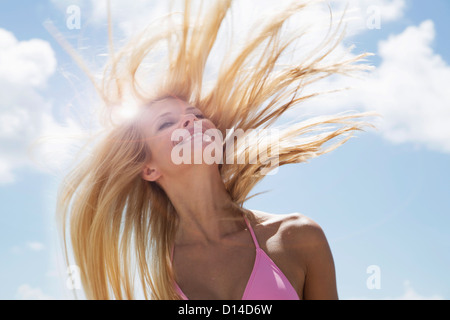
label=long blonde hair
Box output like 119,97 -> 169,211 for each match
56,0 -> 376,299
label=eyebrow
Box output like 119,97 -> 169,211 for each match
156,107 -> 199,120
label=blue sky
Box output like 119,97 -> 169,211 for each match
0,0 -> 449,300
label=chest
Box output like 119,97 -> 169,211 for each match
172,237 -> 304,300
173,242 -> 256,300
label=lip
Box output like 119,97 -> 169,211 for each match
173,124 -> 213,146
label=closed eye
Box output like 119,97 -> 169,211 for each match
158,114 -> 205,131
159,121 -> 174,130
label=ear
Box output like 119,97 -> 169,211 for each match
141,164 -> 162,182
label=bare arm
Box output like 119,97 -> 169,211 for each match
287,214 -> 338,300
301,218 -> 338,300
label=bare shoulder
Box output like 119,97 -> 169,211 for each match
281,213 -> 328,248
246,209 -> 328,250
246,209 -> 337,299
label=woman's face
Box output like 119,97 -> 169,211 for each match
139,97 -> 221,183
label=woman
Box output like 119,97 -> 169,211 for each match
56,0 -> 374,300
139,96 -> 337,300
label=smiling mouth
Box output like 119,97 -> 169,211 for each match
176,132 -> 213,145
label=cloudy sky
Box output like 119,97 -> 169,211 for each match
0,0 -> 449,300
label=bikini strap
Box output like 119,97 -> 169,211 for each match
243,215 -> 260,249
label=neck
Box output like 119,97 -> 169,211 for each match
159,165 -> 245,245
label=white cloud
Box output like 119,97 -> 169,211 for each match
51,0 -> 168,38
26,242 -> 45,252
293,19 -> 450,154
16,284 -> 53,300
394,281 -> 444,300
332,0 -> 406,36
0,28 -> 88,184
77,0 -> 406,39
10,241 -> 46,254
367,20 -> 450,153
0,29 -> 56,88
0,29 -> 55,183
28,113 -> 89,177
0,159 -> 14,184
348,280 -> 444,300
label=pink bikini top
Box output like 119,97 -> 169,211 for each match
171,216 -> 300,300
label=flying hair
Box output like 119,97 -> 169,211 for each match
53,0 -> 378,299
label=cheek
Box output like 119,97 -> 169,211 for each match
150,133 -> 177,164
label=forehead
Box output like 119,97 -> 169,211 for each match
137,98 -> 198,135
138,98 -> 189,126
145,98 -> 192,117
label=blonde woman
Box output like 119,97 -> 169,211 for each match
56,0 -> 375,300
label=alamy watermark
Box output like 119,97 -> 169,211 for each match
66,5 -> 81,30
170,122 -> 280,176
66,265 -> 82,290
366,265 -> 381,290
366,6 -> 382,30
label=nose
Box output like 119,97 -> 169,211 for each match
182,113 -> 199,128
